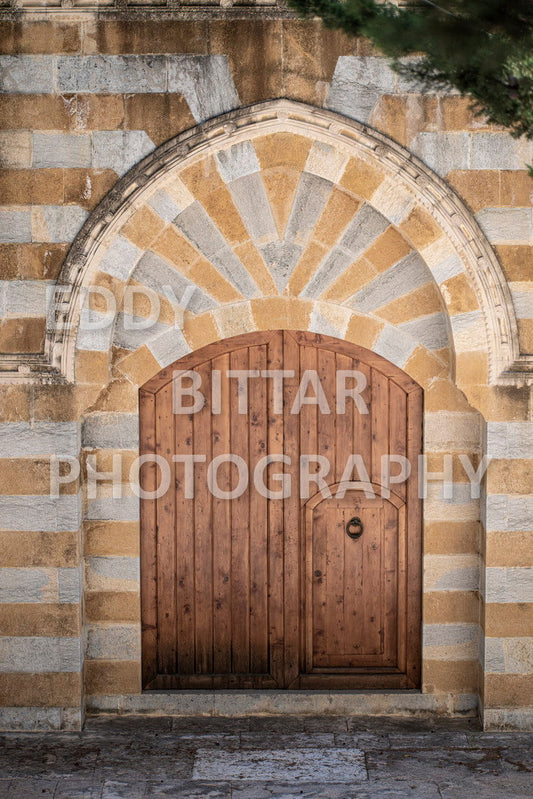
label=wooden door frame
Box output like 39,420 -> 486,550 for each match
139,330 -> 423,691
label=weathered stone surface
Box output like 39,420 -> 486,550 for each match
470,133 -> 532,171
0,132 -> 32,169
411,133 -> 471,175
424,412 -> 481,452
486,422 -> 533,459
0,637 -> 81,673
33,134 -> 92,169
85,497 -> 139,523
168,55 -> 240,122
57,55 -> 168,94
2,279 -> 51,315
285,172 -> 333,250
228,173 -> 278,245
424,555 -> 480,592
92,131 -> 154,176
82,413 -> 139,450
0,55 -> 54,93
510,286 -> 533,319
0,495 -> 81,533
485,495 -> 533,533
98,236 -> 143,281
485,567 -> 533,603
327,57 -> 396,123
476,208 -> 532,244
216,141 -> 260,183
399,312 -> 449,351
85,558 -> 139,591
174,203 -> 258,298
86,625 -> 140,662
113,314 -> 169,353
349,252 -> 431,313
147,326 -> 191,368
32,205 -> 89,244
0,211 -> 31,244
0,422 -> 79,459
192,746 -> 367,781
132,251 -> 216,313
372,325 -> 418,368
147,190 -> 183,224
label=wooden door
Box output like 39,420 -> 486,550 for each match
140,330 -> 422,690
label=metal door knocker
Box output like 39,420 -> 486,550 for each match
346,516 -> 364,539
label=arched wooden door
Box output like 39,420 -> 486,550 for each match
140,330 -> 422,690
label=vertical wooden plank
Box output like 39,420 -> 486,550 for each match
211,353 -> 232,675
248,344 -> 269,674
334,353 -> 355,486
311,504 -> 328,667
340,498 -> 363,659
299,344 -> 318,675
266,330 -> 285,687
360,502 -> 384,656
174,391 -> 195,675
326,503 -> 345,659
384,501 -> 400,666
282,332 -> 301,686
140,389 -> 158,687
229,346 -> 251,675
353,360 -> 372,485
371,369 -> 389,487
388,382 -> 407,502
155,383 -> 177,674
193,359 -> 213,674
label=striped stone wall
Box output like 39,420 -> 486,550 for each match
0,8 -> 531,729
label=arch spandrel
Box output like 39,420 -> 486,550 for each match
45,100 -> 527,391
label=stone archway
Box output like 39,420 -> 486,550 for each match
65,100 -> 496,718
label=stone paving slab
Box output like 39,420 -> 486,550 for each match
0,715 -> 531,799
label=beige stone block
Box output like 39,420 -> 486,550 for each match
261,168 -> 301,240
85,659 -> 141,696
369,96 -> 408,147
182,312 -> 220,353
0,243 -> 69,281
202,187 -> 251,247
0,673 -> 82,708
484,674 -> 533,707
321,257 -> 377,304
424,521 -> 480,556
424,592 -> 480,625
518,318 -> 533,353
63,169 -> 118,212
234,241 -> 278,296
0,318 -> 46,354
494,245 -> 533,282
424,554 -> 479,592
0,459 -> 78,496
287,240 -> 329,298
404,346 -> 450,389
114,345 -> 160,387
423,659 -> 480,693
484,603 -> 533,637
375,283 -> 444,326
0,604 -> 80,637
0,531 -> 79,568
424,411 -> 481,452
363,227 -> 412,274
447,171 -> 501,213
440,96 -> 491,131
339,156 -> 385,201
344,312 -> 383,351
440,273 -> 480,315
0,95 -> 74,132
180,154 -> 225,199
122,206 -> 167,251
93,19 -> 207,56
0,132 -> 32,169
0,385 -> 31,422
424,378 -> 474,414
464,385 -> 530,422
486,460 -> 533,496
85,521 -> 139,558
313,188 -> 361,248
88,377 -> 138,414
0,169 -> 63,205
75,350 -> 110,387
31,384 -> 81,423
85,591 -> 140,623
0,20 -> 81,54
250,297 -> 290,330
124,93 -> 194,145
486,531 -> 533,567
425,453 -> 482,484
399,206 -> 443,250
254,133 -> 312,171
214,303 -> 254,339
456,351 -> 489,387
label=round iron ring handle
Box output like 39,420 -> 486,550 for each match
346,516 -> 364,539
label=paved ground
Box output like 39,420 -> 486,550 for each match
0,715 -> 531,798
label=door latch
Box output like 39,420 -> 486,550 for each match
346,516 -> 363,539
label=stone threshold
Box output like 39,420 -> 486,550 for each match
86,690 -> 479,719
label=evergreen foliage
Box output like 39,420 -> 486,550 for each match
288,0 -> 533,146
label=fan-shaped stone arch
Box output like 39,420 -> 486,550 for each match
48,99 -> 525,390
